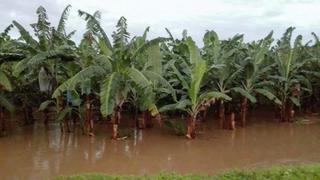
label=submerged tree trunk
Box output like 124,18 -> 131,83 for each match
219,100 -> 225,128
240,97 -> 248,127
44,109 -> 49,126
155,114 -> 162,128
0,107 -> 5,135
133,106 -> 138,128
111,106 -> 121,139
186,116 -> 195,139
59,96 -> 64,133
286,101 -> 294,122
145,111 -> 153,128
138,111 -> 153,129
61,118 -> 71,133
225,112 -> 236,130
64,119 -> 71,133
85,95 -> 94,136
23,104 -> 34,126
139,111 -> 146,129
280,100 -> 294,122
59,96 -> 71,133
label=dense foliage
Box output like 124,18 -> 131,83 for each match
0,5 -> 319,138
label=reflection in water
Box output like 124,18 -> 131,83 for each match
0,113 -> 320,180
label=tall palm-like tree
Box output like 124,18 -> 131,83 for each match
300,32 -> 320,112
271,27 -> 313,122
54,11 -> 173,138
8,5 -> 78,127
12,5 -> 78,94
126,27 -> 176,128
232,32 -> 281,126
160,35 -> 230,139
53,10 -> 112,135
0,25 -> 15,135
202,31 -> 242,128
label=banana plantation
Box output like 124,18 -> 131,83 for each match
0,5 -> 319,141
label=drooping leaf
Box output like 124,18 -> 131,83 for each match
255,88 -> 281,105
0,71 -> 12,91
100,72 -> 119,117
232,87 -> 257,103
198,91 -> 231,103
127,67 -> 151,90
52,65 -> 106,98
56,106 -> 72,122
78,10 -> 112,50
0,94 -> 14,112
38,100 -> 55,111
57,5 -> 72,34
12,21 -> 38,47
159,99 -> 191,112
290,97 -> 300,107
143,70 -> 177,101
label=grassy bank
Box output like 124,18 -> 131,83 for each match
54,164 -> 320,180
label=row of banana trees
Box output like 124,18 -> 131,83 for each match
0,5 -> 319,139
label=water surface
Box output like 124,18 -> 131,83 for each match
1,112 -> 320,179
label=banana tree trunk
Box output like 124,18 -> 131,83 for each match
59,96 -> 65,133
228,112 -> 236,130
111,107 -> 121,139
240,97 -> 248,127
145,111 -> 153,128
133,106 -> 138,128
58,96 -> 71,133
0,107 -> 5,134
280,100 -> 294,122
85,95 -> 94,136
139,111 -> 147,129
186,115 -> 196,139
219,100 -> 225,128
44,110 -> 49,126
65,119 -> 71,133
23,104 -> 28,125
23,104 -> 34,126
286,101 -> 294,122
60,121 -> 70,133
155,114 -> 162,128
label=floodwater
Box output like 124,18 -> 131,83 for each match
1,111 -> 320,180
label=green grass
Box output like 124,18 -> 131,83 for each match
54,164 -> 320,180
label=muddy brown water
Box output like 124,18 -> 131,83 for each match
1,111 -> 320,180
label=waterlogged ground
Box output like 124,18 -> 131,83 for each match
1,110 -> 320,180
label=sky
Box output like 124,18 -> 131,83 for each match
1,0 -> 320,46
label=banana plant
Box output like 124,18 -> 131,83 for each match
97,16 -> 176,138
202,31 -> 242,128
271,27 -> 313,122
0,65 -> 14,135
12,5 -> 78,95
53,12 -> 172,138
232,32 -> 281,126
126,27 -> 176,128
0,24 -> 26,63
160,36 -> 230,139
9,5 -> 80,129
300,32 -> 320,112
52,10 -> 112,135
0,25 -> 15,135
39,90 -> 81,132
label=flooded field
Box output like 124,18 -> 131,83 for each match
1,111 -> 320,180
